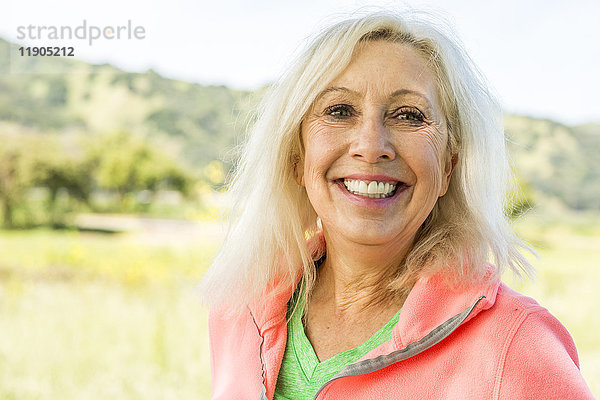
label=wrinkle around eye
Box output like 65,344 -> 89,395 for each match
315,118 -> 354,130
415,125 -> 449,154
302,118 -> 344,140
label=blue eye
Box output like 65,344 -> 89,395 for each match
326,104 -> 353,118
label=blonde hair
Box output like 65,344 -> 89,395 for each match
198,9 -> 534,313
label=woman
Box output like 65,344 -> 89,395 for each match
199,10 -> 594,399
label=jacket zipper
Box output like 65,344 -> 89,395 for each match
248,308 -> 269,400
313,295 -> 487,399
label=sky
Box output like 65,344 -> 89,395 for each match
1,0 -> 599,126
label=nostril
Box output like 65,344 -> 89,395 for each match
348,136 -> 396,162
350,153 -> 394,163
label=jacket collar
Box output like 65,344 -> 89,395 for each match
248,231 -> 500,343
393,266 -> 499,348
248,279 -> 296,333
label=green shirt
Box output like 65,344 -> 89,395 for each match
273,292 -> 401,399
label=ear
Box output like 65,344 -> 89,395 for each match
439,152 -> 458,197
293,154 -> 305,186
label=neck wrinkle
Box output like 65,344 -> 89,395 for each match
313,252 -> 407,317
314,227 -> 413,310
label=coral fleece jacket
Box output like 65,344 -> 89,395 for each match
209,271 -> 594,399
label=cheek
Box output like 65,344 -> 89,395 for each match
302,123 -> 346,186
404,137 -> 447,192
415,124 -> 447,157
303,122 -> 344,152
415,126 -> 449,178
303,160 -> 326,192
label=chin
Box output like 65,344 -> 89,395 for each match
332,223 -> 408,246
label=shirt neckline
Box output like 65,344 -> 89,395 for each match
289,286 -> 402,381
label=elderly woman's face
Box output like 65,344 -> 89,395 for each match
298,40 -> 454,248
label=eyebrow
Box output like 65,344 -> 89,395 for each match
314,86 -> 433,109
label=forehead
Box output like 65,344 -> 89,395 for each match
322,40 -> 439,105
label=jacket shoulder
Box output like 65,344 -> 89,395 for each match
493,284 -> 594,399
208,307 -> 265,399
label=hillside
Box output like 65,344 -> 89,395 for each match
1,37 -> 598,211
0,37 -> 258,167
505,116 -> 600,210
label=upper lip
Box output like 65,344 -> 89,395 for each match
333,174 -> 406,184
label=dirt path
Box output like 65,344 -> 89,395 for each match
73,214 -> 227,247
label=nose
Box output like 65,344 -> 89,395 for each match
348,115 -> 396,163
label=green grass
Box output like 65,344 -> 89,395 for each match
0,228 -> 218,286
0,213 -> 598,398
0,281 -> 210,400
0,226 -> 217,399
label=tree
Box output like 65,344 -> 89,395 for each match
0,135 -> 38,227
91,131 -> 193,209
33,144 -> 94,226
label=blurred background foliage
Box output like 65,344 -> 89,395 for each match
2,35 -> 599,229
0,38 -> 260,228
2,37 -> 600,229
1,36 -> 599,398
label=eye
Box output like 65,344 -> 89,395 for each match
325,104 -> 354,119
392,107 -> 425,122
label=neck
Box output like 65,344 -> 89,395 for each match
311,229 -> 413,315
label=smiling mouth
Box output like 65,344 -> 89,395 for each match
340,178 -> 405,199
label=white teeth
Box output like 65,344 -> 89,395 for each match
343,179 -> 399,198
367,181 -> 377,194
359,181 -> 368,194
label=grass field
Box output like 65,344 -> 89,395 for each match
0,213 -> 598,398
0,223 -> 218,400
